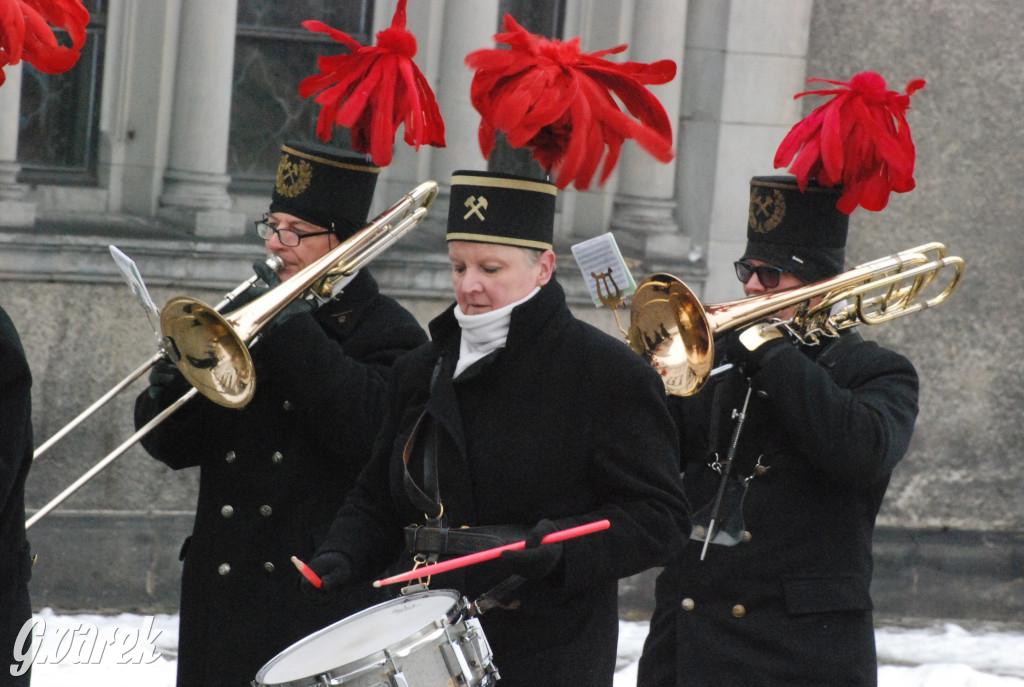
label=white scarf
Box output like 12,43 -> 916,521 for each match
453,287 -> 540,377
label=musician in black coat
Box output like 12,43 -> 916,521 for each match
638,177 -> 919,686
134,142 -> 427,687
303,171 -> 690,687
0,307 -> 34,687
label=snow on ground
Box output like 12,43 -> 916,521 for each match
15,609 -> 1024,686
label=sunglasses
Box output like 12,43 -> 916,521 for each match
734,261 -> 786,288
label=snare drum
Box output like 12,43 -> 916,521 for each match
253,590 -> 499,686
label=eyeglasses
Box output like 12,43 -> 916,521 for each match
734,261 -> 786,288
254,216 -> 332,247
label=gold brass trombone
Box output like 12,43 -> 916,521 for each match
30,254 -> 284,461
26,180 -> 439,528
161,179 -> 438,409
628,242 -> 964,397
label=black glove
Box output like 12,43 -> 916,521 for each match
146,357 -> 189,401
251,257 -> 321,334
253,258 -> 282,288
500,519 -> 564,581
725,323 -> 788,376
264,297 -> 318,334
300,551 -> 354,599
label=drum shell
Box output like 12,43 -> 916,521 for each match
253,590 -> 498,687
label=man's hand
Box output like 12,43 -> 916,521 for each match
265,297 -> 319,333
253,259 -> 282,288
725,323 -> 788,376
251,255 -> 321,333
146,358 -> 190,402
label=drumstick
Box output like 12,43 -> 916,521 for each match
372,519 -> 611,588
291,556 -> 322,589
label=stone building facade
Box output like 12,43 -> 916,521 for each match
2,0 -> 1020,620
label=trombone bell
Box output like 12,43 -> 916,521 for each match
161,298 -> 256,408
628,274 -> 713,396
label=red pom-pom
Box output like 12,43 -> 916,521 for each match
0,0 -> 90,86
299,0 -> 446,167
465,15 -> 676,190
774,71 -> 926,214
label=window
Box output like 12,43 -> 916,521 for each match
229,0 -> 374,191
17,0 -> 106,185
486,0 -> 565,179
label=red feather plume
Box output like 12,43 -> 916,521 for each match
0,0 -> 89,87
465,15 -> 676,191
299,0 -> 446,167
774,71 -> 926,214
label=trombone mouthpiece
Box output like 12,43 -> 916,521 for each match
265,254 -> 284,273
252,255 -> 285,287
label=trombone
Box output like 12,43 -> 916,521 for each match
628,242 -> 964,397
31,254 -> 284,461
26,180 -> 439,529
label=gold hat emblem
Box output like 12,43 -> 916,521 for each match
276,155 -> 313,198
749,187 -> 786,234
463,195 -> 488,221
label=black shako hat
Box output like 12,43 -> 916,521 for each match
445,170 -> 556,251
269,142 -> 381,241
742,176 -> 849,284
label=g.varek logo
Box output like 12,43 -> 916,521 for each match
9,616 -> 164,677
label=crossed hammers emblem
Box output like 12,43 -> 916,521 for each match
752,194 -> 775,218
463,195 -> 488,221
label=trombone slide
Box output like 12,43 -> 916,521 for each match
26,388 -> 200,529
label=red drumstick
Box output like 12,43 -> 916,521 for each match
291,556 -> 322,589
372,519 -> 611,588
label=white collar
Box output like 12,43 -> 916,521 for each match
452,286 -> 540,377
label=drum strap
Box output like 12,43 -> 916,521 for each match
404,523 -> 530,557
471,575 -> 526,615
402,410 -> 443,527
402,360 -> 446,530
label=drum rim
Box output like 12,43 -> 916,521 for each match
254,589 -> 464,687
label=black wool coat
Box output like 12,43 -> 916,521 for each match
318,278 -> 690,687
638,330 -> 919,687
134,270 -> 426,687
0,307 -> 34,687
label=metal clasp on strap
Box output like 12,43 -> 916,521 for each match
427,502 -> 444,523
402,554 -> 434,592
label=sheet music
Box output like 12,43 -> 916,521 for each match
570,233 -> 637,307
109,245 -> 162,339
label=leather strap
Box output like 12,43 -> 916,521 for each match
402,410 -> 443,524
404,524 -> 530,557
401,359 -> 446,526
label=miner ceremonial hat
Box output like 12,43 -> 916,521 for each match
269,142 -> 381,240
445,170 -> 556,251
742,176 -> 849,284
751,72 -> 927,284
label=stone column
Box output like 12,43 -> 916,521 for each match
0,63 -> 37,227
159,0 -> 244,236
419,0 -> 500,238
701,0 -> 813,301
430,0 -> 499,179
609,0 -> 688,272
